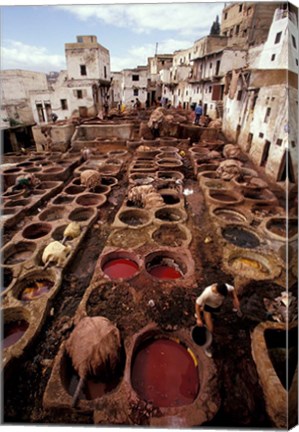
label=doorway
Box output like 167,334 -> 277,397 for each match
277,150 -> 295,183
260,140 -> 271,167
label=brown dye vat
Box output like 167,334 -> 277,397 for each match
131,338 -> 199,407
157,171 -> 184,182
243,189 -> 275,201
152,224 -> 187,246
204,180 -> 227,190
2,190 -> 24,200
156,152 -> 181,160
52,225 -> 68,241
52,195 -> 74,205
197,163 -> 218,173
155,207 -> 184,223
92,185 -> 110,195
101,176 -> 118,187
266,218 -> 297,239
106,159 -> 122,166
62,353 -> 121,401
159,146 -> 179,153
23,168 -> 41,173
129,174 -> 155,185
65,185 -> 86,195
3,268 -> 13,290
69,207 -> 95,222
213,208 -> 248,223
43,167 -> 64,173
119,209 -> 150,227
76,194 -> 106,207
222,226 -> 260,249
19,279 -> 54,301
3,320 -> 29,349
209,190 -> 240,203
265,328 -> 298,390
4,242 -> 36,265
4,168 -> 21,173
160,192 -> 180,205
39,181 -> 59,190
22,222 -> 52,239
17,162 -> 34,168
4,199 -> 31,208
30,156 -> 45,162
156,159 -> 182,168
30,189 -> 44,196
39,206 -> 66,222
198,171 -> 218,179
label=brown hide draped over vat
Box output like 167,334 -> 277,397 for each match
65,316 -> 121,407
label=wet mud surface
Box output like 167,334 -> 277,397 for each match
2,147 -> 292,428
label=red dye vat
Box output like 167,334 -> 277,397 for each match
102,258 -> 139,279
20,280 -> 54,301
148,265 -> 182,279
131,338 -> 199,407
3,320 -> 29,349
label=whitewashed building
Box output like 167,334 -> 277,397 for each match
121,66 -> 148,107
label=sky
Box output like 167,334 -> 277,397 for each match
1,1 -> 225,73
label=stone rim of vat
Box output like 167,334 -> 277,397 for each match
2,241 -> 37,267
154,206 -> 187,224
10,267 -> 58,302
22,222 -> 53,240
206,188 -> 244,206
156,170 -> 184,183
115,208 -> 153,229
151,223 -> 192,247
120,323 -> 220,427
251,321 -> 297,428
75,193 -> 107,208
209,205 -> 253,225
38,205 -> 67,222
128,172 -> 156,185
223,248 -> 282,281
260,216 -> 298,242
144,249 -> 193,280
68,206 -> 97,223
98,250 -> 142,281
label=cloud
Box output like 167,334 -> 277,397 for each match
58,3 -> 224,37
1,40 -> 65,73
111,38 -> 193,70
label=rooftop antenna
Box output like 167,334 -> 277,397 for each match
155,42 -> 158,55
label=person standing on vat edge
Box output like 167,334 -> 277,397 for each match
195,282 -> 241,357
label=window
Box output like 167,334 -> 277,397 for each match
178,89 -> 181,96
237,90 -> 243,101
292,35 -> 297,49
243,29 -> 247,36
259,132 -> 264,138
271,54 -> 276,61
210,62 -> 213,68
80,65 -> 87,76
186,91 -> 188,96
77,36 -> 83,43
291,141 -> 296,148
133,89 -> 139,96
104,66 -> 107,79
61,99 -> 68,110
209,86 -> 212,93
197,86 -> 199,94
260,141 -> 271,167
236,25 -> 240,35
296,59 -> 298,66
132,75 -> 139,81
210,104 -> 213,109
264,107 -> 271,123
275,32 -> 282,44
224,12 -> 228,19
77,90 -> 83,99
239,4 -> 243,12
276,139 -> 282,146
247,6 -> 252,15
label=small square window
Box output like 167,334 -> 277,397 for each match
133,89 -> 139,96
276,139 -> 282,146
264,107 -> 271,123
132,75 -> 139,81
239,4 -> 243,12
209,86 -> 212,93
291,141 -> 296,148
259,132 -> 264,138
77,90 -> 83,99
224,12 -> 228,20
61,99 -> 68,110
275,32 -> 282,44
210,62 -> 213,68
271,54 -> 276,61
80,65 -> 87,76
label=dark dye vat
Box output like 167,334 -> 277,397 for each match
265,328 -> 298,390
69,208 -> 94,222
102,259 -> 139,279
161,194 -> 180,205
22,223 -> 51,239
3,320 -> 29,349
155,208 -> 182,222
131,338 -> 199,407
19,279 -> 54,301
192,326 -> 212,347
101,176 -> 117,186
152,225 -> 186,246
222,226 -> 260,248
119,210 -> 148,226
5,243 -> 36,265
268,219 -> 297,238
148,265 -> 182,279
53,195 -> 74,205
210,192 -> 238,202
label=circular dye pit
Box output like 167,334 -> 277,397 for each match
192,326 -> 212,347
101,176 -> 118,187
155,207 -> 185,223
146,254 -> 184,279
52,195 -> 74,205
39,206 -> 66,222
157,171 -> 184,182
22,222 -> 52,240
92,185 -> 110,195
208,190 -> 242,204
38,181 -> 59,190
160,191 -> 180,206
266,217 -> 297,240
5,199 -> 31,208
119,209 -> 150,227
76,193 -> 106,207
129,173 -> 155,185
212,207 -> 248,224
3,319 -> 29,349
18,279 -> 54,301
131,338 -> 199,407
4,242 -> 36,265
69,207 -> 95,222
222,225 -> 260,249
65,185 -> 86,195
152,224 -> 188,247
102,258 -> 139,279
